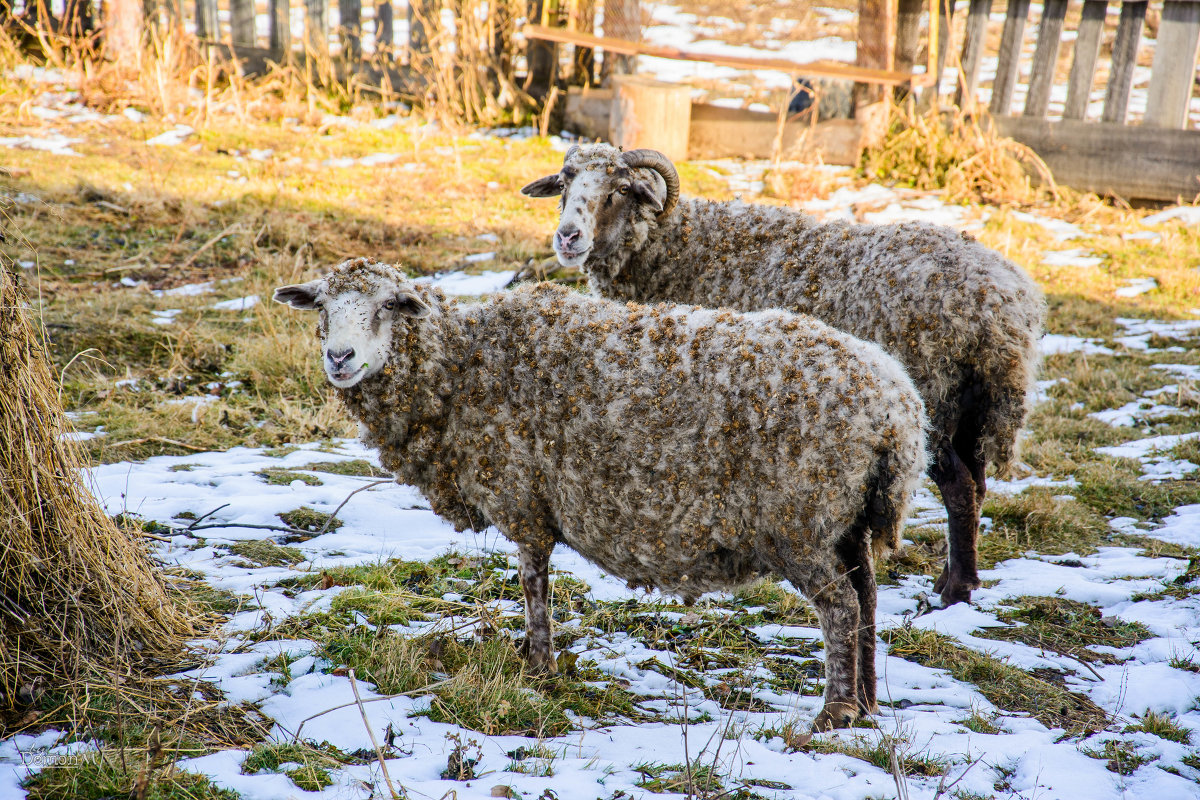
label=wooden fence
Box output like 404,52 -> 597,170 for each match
934,0 -> 1200,201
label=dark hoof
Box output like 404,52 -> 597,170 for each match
933,567 -> 949,594
939,579 -> 980,607
812,702 -> 857,732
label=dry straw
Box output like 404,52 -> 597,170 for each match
0,265 -> 196,722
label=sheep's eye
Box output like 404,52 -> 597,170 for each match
561,168 -> 576,180
383,299 -> 396,311
618,184 -> 630,195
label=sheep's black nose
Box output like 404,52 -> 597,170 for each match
327,347 -> 355,367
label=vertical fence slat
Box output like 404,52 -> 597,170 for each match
1023,0 -> 1067,117
340,0 -> 362,60
270,0 -> 291,56
408,0 -> 432,58
377,0 -> 394,53
195,0 -> 218,40
1063,0 -> 1106,120
231,0 -> 256,48
989,0 -> 1032,115
306,0 -> 330,55
1144,0 -> 1200,129
955,0 -> 993,107
895,0 -> 923,75
1101,0 -> 1147,124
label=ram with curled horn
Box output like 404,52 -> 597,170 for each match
522,142 -> 1045,609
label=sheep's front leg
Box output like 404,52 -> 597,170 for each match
517,543 -> 557,674
791,567 -> 860,731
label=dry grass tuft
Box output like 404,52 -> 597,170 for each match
861,100 -> 1066,207
0,264 -> 199,724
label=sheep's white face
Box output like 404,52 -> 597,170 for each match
273,272 -> 431,389
522,145 -> 667,268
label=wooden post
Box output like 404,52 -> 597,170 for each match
527,0 -> 557,91
856,0 -> 896,106
104,0 -> 143,66
955,0 -> 991,107
571,0 -> 596,86
306,0 -> 330,56
1144,0 -> 1200,129
989,0 -> 1031,116
1063,0 -> 1106,120
195,0 -> 218,41
340,0 -> 362,61
918,0 -> 956,106
376,0 -> 394,56
1102,0 -> 1148,124
231,0 -> 256,49
409,0 -> 434,60
609,76 -> 691,161
270,0 -> 291,57
601,0 -> 638,81
894,0 -> 921,99
1023,0 -> 1068,117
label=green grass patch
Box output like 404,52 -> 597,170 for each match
1081,739 -> 1155,775
801,730 -> 951,777
1125,711 -> 1193,744
256,468 -> 323,486
227,540 -> 305,567
883,625 -> 1110,734
958,708 -> 1002,734
242,742 -> 358,791
975,596 -> 1151,664
23,757 -> 239,800
979,490 -> 1109,569
300,459 -> 387,477
633,761 -> 777,798
277,507 -> 342,534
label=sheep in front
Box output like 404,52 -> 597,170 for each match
522,144 -> 1045,606
274,257 -> 927,730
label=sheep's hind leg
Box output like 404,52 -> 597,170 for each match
836,527 -> 878,716
517,543 -> 557,674
931,441 -> 981,606
790,565 -> 860,731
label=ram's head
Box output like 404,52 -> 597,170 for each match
521,144 -> 680,268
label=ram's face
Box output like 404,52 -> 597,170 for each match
273,271 -> 430,389
522,145 -> 666,268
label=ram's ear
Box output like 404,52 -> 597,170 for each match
273,281 -> 322,310
521,173 -> 564,198
394,291 -> 432,318
630,172 -> 666,214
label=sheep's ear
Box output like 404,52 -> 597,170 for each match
521,174 -> 563,198
394,291 -> 432,318
630,176 -> 665,214
273,281 -> 322,310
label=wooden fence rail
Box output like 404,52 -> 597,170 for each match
948,0 -> 1200,201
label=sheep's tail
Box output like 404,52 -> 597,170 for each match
866,438 -> 925,559
972,285 -> 1045,480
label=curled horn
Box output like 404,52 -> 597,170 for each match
563,143 -> 580,163
620,148 -> 680,220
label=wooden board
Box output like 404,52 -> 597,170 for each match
1101,0 -> 1148,124
1063,0 -> 1107,120
563,89 -> 882,165
1144,0 -> 1200,129
993,116 -> 1200,201
1023,0 -> 1068,117
523,24 -> 917,85
990,0 -> 1032,115
956,0 -> 993,106
269,0 -> 290,55
231,0 -> 255,48
195,0 -> 218,41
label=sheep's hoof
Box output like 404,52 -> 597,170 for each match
858,698 -> 880,716
934,568 -> 981,606
811,702 -> 857,732
524,650 -> 558,675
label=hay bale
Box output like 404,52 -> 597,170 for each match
0,265 -> 196,715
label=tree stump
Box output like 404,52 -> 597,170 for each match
609,76 -> 691,162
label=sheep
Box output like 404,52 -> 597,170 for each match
522,144 -> 1045,606
274,257 -> 927,730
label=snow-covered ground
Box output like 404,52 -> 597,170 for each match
0,427 -> 1197,799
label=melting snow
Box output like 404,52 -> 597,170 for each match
1042,248 -> 1103,268
1040,334 -> 1115,356
416,269 -> 516,296
1115,278 -> 1158,298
